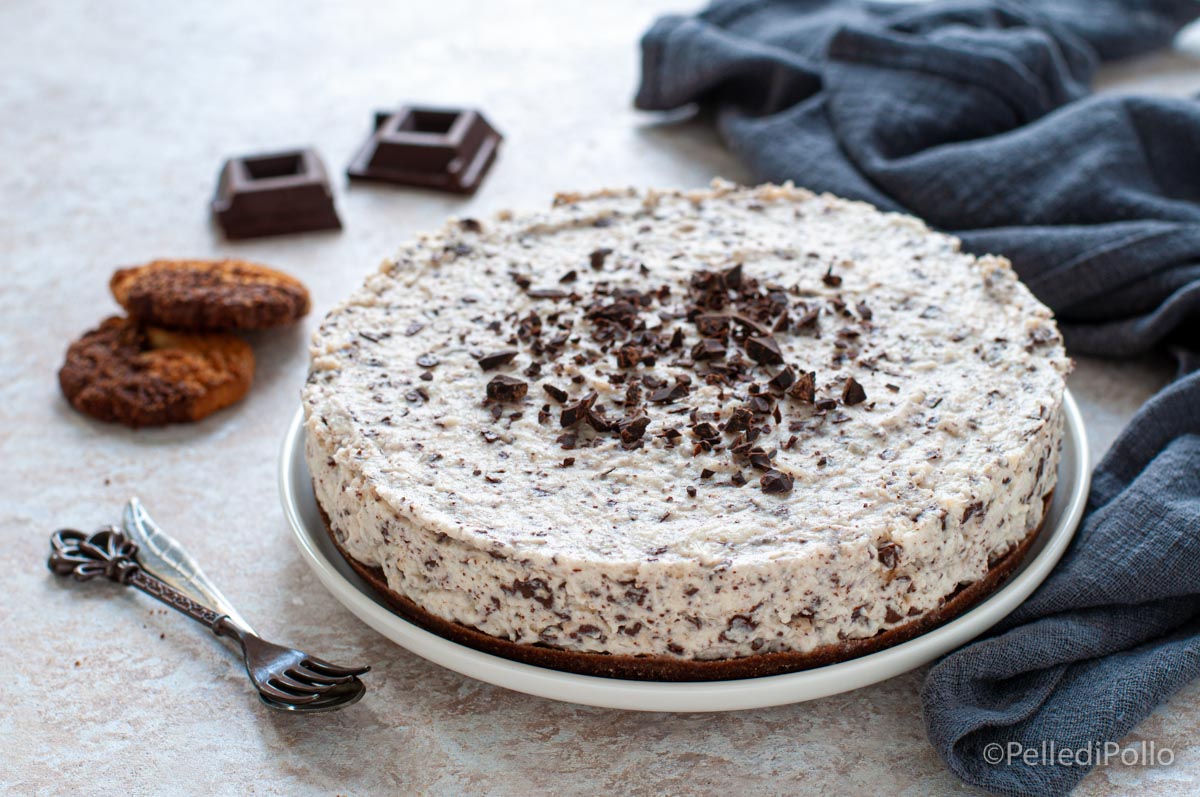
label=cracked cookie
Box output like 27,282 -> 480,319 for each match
59,316 -> 255,427
110,259 -> 310,331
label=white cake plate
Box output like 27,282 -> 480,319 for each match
279,390 -> 1089,712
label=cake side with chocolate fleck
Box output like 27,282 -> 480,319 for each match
303,181 -> 1070,661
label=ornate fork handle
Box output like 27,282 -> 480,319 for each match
49,528 -> 228,631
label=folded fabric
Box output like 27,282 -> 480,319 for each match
636,0 -> 1200,357
636,2 -> 1200,795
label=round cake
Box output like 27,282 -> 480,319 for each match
303,182 -> 1071,680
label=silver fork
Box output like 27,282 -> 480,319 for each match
48,505 -> 369,713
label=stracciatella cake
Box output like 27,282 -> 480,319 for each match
304,182 -> 1070,667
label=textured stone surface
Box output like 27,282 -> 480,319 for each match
0,2 -> 1195,795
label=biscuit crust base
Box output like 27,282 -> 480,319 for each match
316,492 -> 1050,682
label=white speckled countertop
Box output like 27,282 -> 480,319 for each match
1,3 -> 1196,795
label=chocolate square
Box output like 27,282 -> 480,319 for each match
212,148 -> 341,239
346,106 -> 502,194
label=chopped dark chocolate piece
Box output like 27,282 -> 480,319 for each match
745,335 -> 784,365
822,264 -> 842,287
478,350 -> 518,371
590,248 -> 613,270
619,415 -> 651,446
691,338 -> 726,361
486,375 -> 527,403
760,469 -> 794,494
615,344 -> 643,369
877,542 -> 901,569
815,398 -> 837,412
700,468 -> 715,480
731,471 -> 747,487
842,376 -> 867,406
855,301 -> 873,320
543,383 -> 569,403
691,422 -> 719,440
560,391 -> 598,427
768,365 -> 796,392
559,269 -> 578,284
695,314 -> 731,338
725,405 -> 753,434
787,370 -> 816,403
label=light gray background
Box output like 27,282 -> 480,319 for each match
2,2 -> 1196,794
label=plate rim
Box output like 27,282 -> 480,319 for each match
279,389 -> 1089,712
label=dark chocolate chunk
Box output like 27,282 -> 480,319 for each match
877,542 -> 901,569
842,376 -> 867,406
559,269 -> 578,284
787,370 -> 816,402
347,106 -> 502,194
615,344 -> 643,369
560,391 -> 598,427
822,264 -> 842,287
691,338 -> 726,361
619,415 -> 651,446
815,398 -> 838,412
700,468 -> 715,480
486,375 -> 527,403
745,335 -> 784,365
768,365 -> 796,392
478,350 -> 518,371
691,422 -> 719,440
962,500 -> 984,524
589,248 -> 613,270
543,383 -> 569,403
212,148 -> 341,239
725,405 -> 753,434
760,469 -> 794,494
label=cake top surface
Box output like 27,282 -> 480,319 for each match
304,182 -> 1070,565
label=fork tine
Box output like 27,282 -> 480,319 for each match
302,657 -> 371,678
272,673 -> 334,695
288,666 -> 354,686
258,680 -> 320,705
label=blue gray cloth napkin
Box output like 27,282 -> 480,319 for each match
636,1 -> 1200,794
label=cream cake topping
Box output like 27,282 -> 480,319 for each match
304,182 -> 1071,660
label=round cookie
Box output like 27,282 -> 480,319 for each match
110,259 -> 310,330
59,316 -> 255,427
